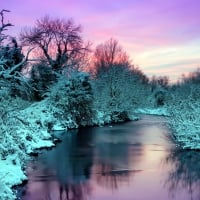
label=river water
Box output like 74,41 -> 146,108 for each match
18,115 -> 200,200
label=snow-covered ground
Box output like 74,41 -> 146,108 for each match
0,96 -> 76,200
0,96 -> 138,199
1,97 -> 199,199
134,107 -> 170,116
0,158 -> 27,200
0,103 -> 171,199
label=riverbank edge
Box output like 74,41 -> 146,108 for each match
3,106 -> 181,200
0,106 -> 140,200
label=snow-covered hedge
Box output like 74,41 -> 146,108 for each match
45,72 -> 95,127
167,85 -> 200,149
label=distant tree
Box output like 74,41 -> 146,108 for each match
92,39 -> 130,110
150,75 -> 169,92
170,69 -> 200,102
20,16 -> 90,73
129,66 -> 149,84
92,38 -> 150,116
182,68 -> 200,84
93,38 -> 130,77
157,76 -> 169,88
149,76 -> 170,106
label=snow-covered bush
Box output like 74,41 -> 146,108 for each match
45,72 -> 94,127
0,95 -> 60,199
152,88 -> 172,107
167,83 -> 200,149
92,64 -> 151,124
0,95 -> 31,161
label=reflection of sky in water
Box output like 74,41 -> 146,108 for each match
19,115 -> 200,200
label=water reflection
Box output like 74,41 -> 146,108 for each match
91,126 -> 145,190
165,149 -> 200,200
21,128 -> 94,200
20,115 -> 200,200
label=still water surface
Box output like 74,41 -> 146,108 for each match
19,115 -> 200,200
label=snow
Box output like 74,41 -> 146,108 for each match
1,91 -> 199,200
167,99 -> 200,150
2,70 -> 199,200
0,97 -> 73,199
0,94 -> 141,199
0,158 -> 26,200
0,72 -> 95,199
134,107 -> 169,116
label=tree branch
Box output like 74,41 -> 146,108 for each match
0,48 -> 34,78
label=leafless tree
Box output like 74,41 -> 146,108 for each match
0,9 -> 13,44
92,38 -> 150,114
92,39 -> 134,113
93,38 -> 130,76
20,16 -> 90,73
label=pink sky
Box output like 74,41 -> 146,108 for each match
1,0 -> 200,82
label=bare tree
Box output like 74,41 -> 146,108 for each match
92,39 -> 133,114
0,9 -> 13,44
93,38 -> 130,76
92,38 -> 150,116
20,16 -> 90,73
150,76 -> 169,93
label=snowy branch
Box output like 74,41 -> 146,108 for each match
0,47 -> 33,78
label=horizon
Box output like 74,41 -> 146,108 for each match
1,0 -> 200,82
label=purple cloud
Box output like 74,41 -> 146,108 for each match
1,0 -> 200,81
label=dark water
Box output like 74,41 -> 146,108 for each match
19,115 -> 200,200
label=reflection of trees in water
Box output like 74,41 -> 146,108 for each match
94,162 -> 130,190
94,129 -> 130,190
165,149 -> 200,199
94,138 -> 144,190
21,128 -> 94,200
58,128 -> 94,200
22,163 -> 92,200
92,125 -> 145,190
21,125 -> 145,199
57,181 -> 91,200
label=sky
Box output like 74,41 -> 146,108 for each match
1,0 -> 200,82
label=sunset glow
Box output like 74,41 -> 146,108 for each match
2,0 -> 200,81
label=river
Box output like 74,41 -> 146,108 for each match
18,115 -> 200,200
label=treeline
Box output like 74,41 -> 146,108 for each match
1,10 -> 200,200
1,10 -> 199,147
0,11 -> 169,125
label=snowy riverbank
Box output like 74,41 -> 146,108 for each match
1,102 -> 199,199
136,106 -> 200,150
134,107 -> 169,116
167,100 -> 200,150
0,99 -> 58,200
0,97 -> 137,199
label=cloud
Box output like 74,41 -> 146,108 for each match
135,39 -> 200,81
1,0 -> 200,81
